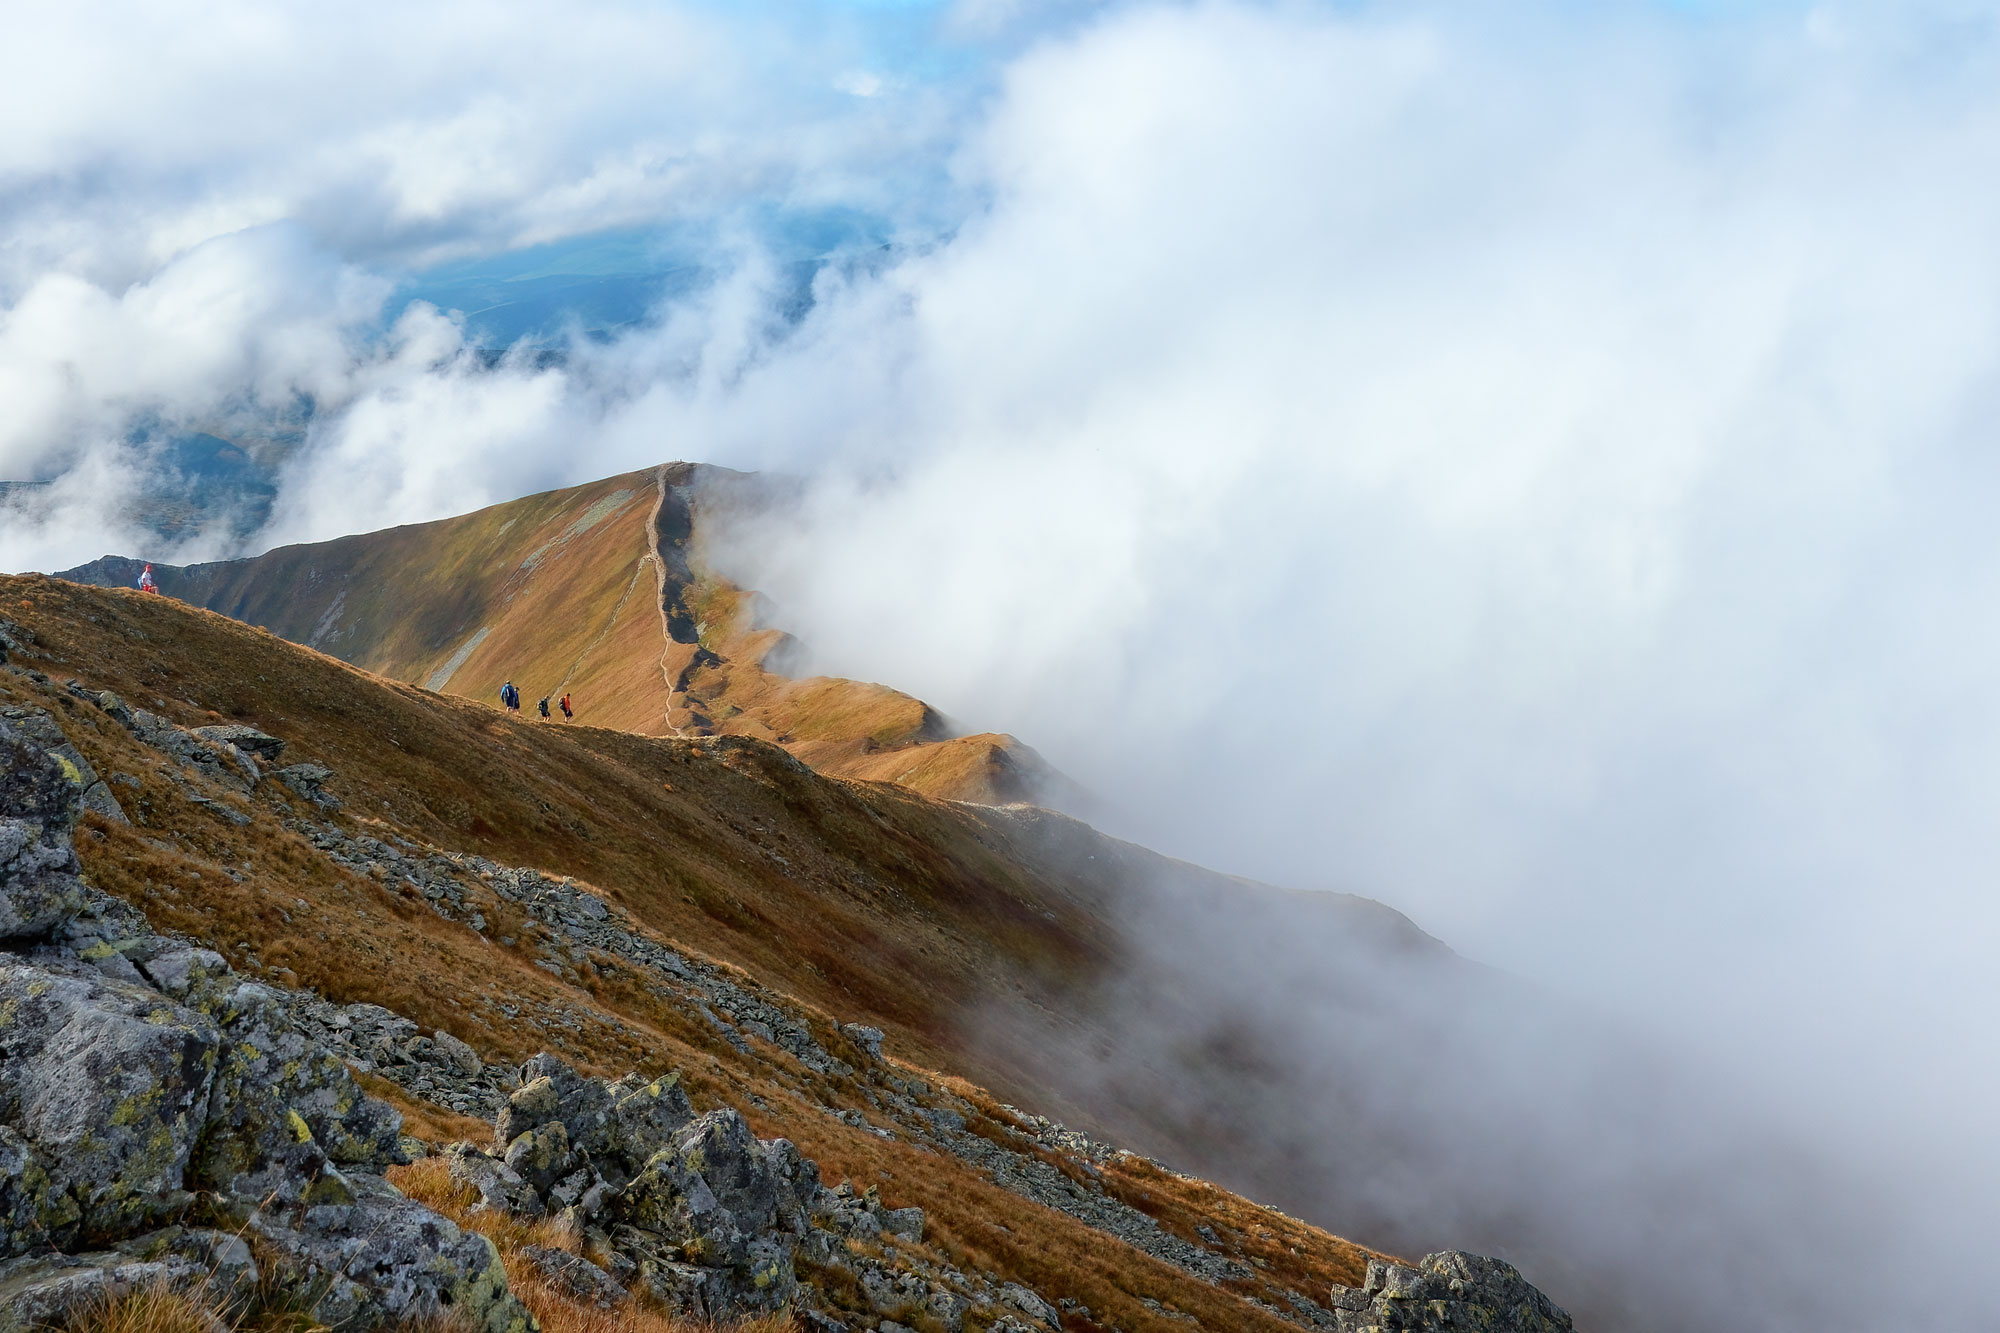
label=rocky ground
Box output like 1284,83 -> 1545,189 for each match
0,701 -> 529,1333
0,616 -> 1575,1333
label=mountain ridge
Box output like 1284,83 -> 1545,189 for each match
59,463 -> 1067,808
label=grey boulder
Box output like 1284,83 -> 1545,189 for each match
192,981 -> 403,1205
0,1227 -> 256,1333
275,763 -> 340,809
246,1182 -> 531,1333
0,957 -> 220,1254
190,725 -> 285,762
1328,1251 -> 1575,1332
0,713 -> 92,938
613,1107 -> 814,1313
603,1071 -> 695,1180
446,1143 -> 546,1219
433,1029 -> 483,1078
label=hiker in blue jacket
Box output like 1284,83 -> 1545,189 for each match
500,681 -> 520,712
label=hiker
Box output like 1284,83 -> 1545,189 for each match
500,681 -> 520,712
137,563 -> 158,594
559,693 -> 573,721
538,696 -> 550,719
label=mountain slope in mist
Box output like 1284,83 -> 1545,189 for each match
60,463 -> 1066,807
36,485 -> 1915,1331
49,461 -> 1939,1332
0,571 -> 1541,1333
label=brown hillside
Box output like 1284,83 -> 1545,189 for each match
59,464 -> 1065,806
0,574 -> 1431,1332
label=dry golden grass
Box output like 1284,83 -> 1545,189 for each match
59,1283 -> 222,1333
357,1074 -> 495,1147
1103,1155 -> 1393,1293
812,732 -> 1057,807
387,1159 -> 794,1333
389,1156 -> 577,1256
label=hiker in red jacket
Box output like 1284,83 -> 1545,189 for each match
137,564 -> 159,594
559,693 -> 573,721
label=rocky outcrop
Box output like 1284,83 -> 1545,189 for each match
0,709 -> 534,1333
277,762 -> 340,809
292,814 -> 859,1074
439,1050 -> 1090,1331
0,955 -> 222,1248
132,708 -> 262,792
242,1178 -> 521,1333
1326,1253 -> 1574,1332
189,724 -> 285,762
0,620 -> 32,666
58,680 -> 270,798
446,1053 -> 822,1320
0,714 -> 94,938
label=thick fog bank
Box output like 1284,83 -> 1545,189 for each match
965,817 -> 1964,1331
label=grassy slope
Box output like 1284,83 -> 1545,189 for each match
72,467 -> 1058,804
676,576 -> 1070,806
171,471 -> 655,688
0,574 -> 1409,1332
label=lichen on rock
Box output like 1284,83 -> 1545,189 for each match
0,709 -> 537,1333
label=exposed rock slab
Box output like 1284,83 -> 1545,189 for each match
1327,1252 -> 1574,1332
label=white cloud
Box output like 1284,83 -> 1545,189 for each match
676,3 -> 2000,1320
0,0 -> 973,295
264,303 -> 580,539
0,224 -> 383,477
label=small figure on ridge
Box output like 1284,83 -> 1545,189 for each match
500,680 -> 520,712
137,563 -> 159,594
560,692 -> 573,721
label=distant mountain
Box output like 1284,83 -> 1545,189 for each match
4,427 -> 291,543
60,463 -> 1070,807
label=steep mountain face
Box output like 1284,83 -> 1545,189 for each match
0,577 -> 1577,1333
60,464 -> 1062,807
